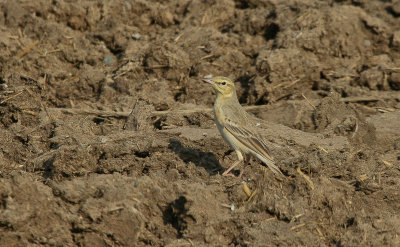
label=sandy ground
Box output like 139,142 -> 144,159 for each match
0,0 -> 400,246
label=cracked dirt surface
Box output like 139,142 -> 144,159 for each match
0,0 -> 400,246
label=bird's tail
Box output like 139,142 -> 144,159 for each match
254,153 -> 284,177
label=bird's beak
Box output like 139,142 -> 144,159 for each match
202,78 -> 215,85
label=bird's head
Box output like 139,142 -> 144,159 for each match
202,76 -> 236,98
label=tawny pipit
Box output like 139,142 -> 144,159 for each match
203,76 -> 283,177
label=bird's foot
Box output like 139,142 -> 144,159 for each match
222,169 -> 244,178
222,170 -> 237,177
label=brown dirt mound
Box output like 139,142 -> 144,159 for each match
1,0 -> 400,246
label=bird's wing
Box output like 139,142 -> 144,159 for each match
223,118 -> 283,176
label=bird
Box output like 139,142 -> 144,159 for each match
202,76 -> 283,178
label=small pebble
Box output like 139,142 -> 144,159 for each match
388,72 -> 400,90
389,2 -> 400,16
125,1 -> 132,10
392,31 -> 400,48
103,55 -> 114,66
230,204 -> 235,211
132,33 -> 142,40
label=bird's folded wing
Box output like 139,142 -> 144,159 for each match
223,119 -> 283,176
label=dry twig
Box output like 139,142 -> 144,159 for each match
46,90 -> 400,119
297,167 -> 315,190
16,40 -> 39,59
1,91 -> 24,104
302,93 -> 316,110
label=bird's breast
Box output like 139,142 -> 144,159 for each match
213,102 -> 243,151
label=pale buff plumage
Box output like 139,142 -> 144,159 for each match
203,76 -> 283,177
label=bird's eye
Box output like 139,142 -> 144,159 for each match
221,81 -> 226,85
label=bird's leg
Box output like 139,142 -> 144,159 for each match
222,150 -> 243,177
238,155 -> 250,178
222,159 -> 241,177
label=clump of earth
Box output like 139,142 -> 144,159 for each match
0,0 -> 399,246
